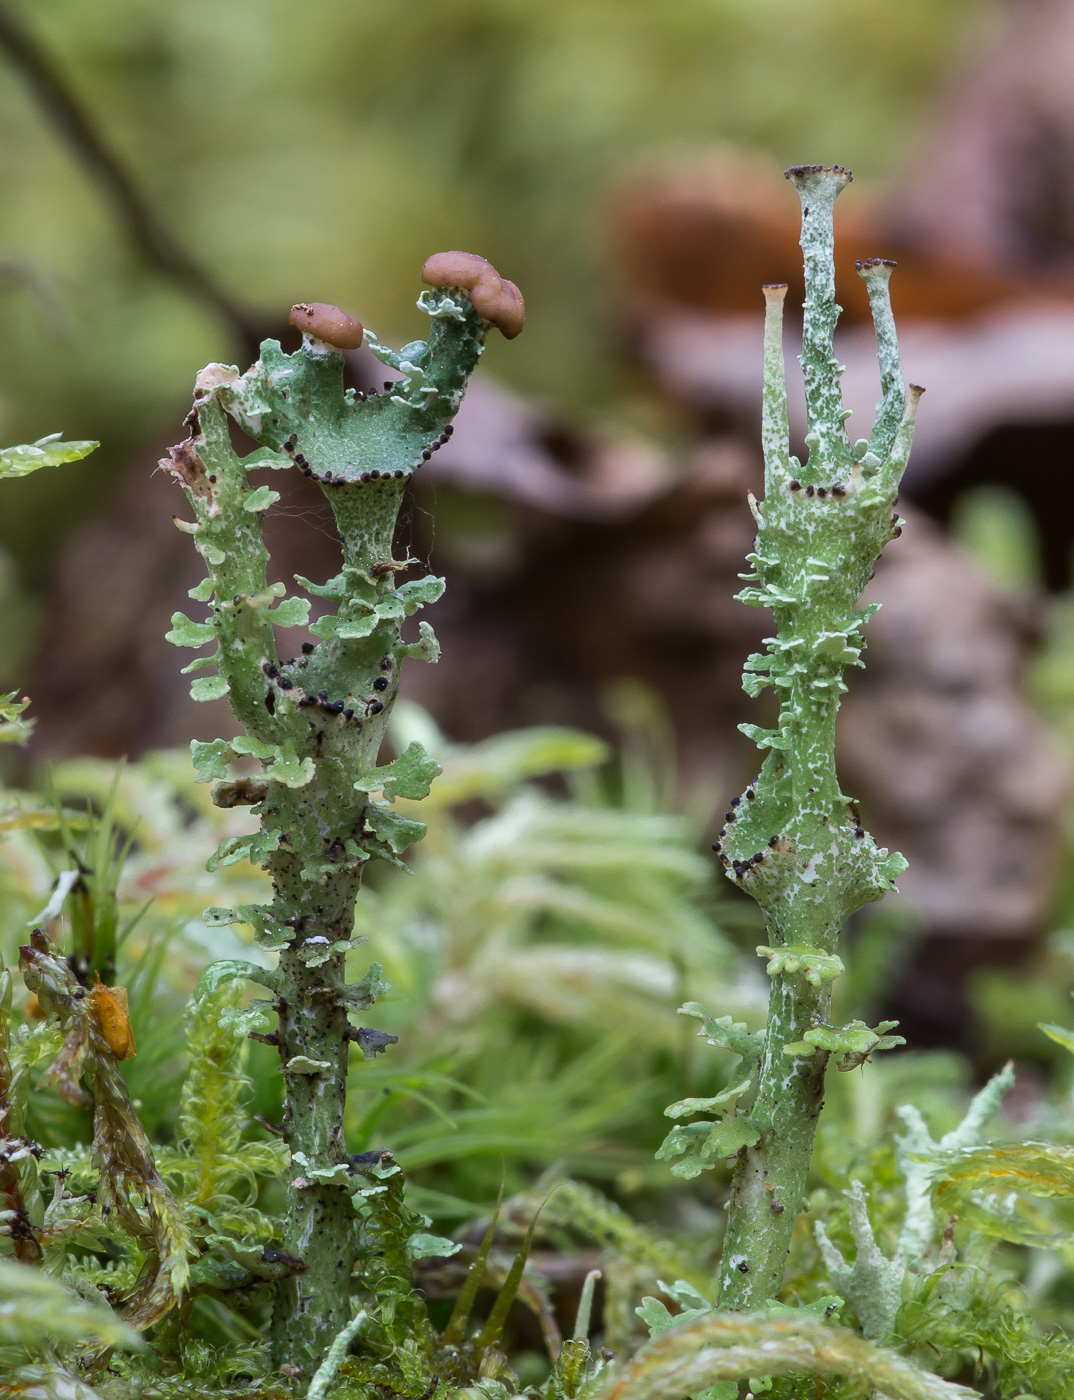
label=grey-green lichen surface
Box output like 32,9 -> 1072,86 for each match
659,166 -> 921,1309
163,252 -> 522,1375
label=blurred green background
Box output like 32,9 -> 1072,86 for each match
0,0 -> 985,589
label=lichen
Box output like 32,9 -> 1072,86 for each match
658,165 -> 921,1307
163,261 -> 521,1374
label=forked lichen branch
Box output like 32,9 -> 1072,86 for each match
660,165 -> 920,1306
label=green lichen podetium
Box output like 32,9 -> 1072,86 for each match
163,276 -> 506,1375
663,166 -> 922,1307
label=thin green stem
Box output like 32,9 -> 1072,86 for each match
856,258 -> 906,463
789,164 -> 854,478
761,283 -> 790,477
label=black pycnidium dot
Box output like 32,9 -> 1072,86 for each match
444,424 -> 453,436
833,484 -> 846,496
746,788 -> 755,799
384,381 -> 393,390
394,469 -> 404,477
805,485 -> 815,497
790,479 -> 801,491
372,676 -> 388,691
893,525 -> 903,537
711,841 -> 721,852
368,701 -> 384,715
817,487 -> 827,498
737,1259 -> 750,1273
344,708 -> 354,719
209,474 -> 217,483
725,810 -> 735,822
301,642 -> 314,654
731,796 -> 740,806
361,472 -> 370,482
768,835 -> 779,847
380,656 -> 392,670
279,677 -> 293,690
318,690 -> 328,701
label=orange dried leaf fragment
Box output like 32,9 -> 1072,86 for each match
87,975 -> 137,1060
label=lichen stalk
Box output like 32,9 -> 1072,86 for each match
163,274 -> 514,1374
663,166 -> 920,1305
